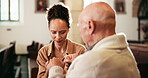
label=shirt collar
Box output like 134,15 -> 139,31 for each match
86,41 -> 99,51
66,39 -> 74,54
47,41 -> 54,57
47,39 -> 73,57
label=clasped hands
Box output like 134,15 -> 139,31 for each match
45,53 -> 78,71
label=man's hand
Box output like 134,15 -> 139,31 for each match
63,53 -> 79,71
64,53 -> 79,63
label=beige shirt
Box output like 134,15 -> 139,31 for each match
36,39 -> 85,78
49,33 -> 141,78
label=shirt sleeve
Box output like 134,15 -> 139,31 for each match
75,45 -> 85,55
36,49 -> 47,78
48,66 -> 64,78
67,54 -> 97,78
48,53 -> 95,78
78,46 -> 85,54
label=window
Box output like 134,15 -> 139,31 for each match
0,0 -> 19,21
138,0 -> 148,41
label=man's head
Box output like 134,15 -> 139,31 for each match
78,2 -> 116,47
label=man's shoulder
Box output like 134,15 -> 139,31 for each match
72,50 -> 101,66
74,49 -> 114,66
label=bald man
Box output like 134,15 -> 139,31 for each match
47,2 -> 141,78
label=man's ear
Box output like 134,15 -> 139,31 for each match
88,20 -> 95,35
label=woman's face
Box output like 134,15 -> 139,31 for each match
49,19 -> 69,46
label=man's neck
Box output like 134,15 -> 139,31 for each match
86,42 -> 98,51
86,32 -> 109,51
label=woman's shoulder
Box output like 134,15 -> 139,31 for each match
40,43 -> 51,49
67,39 -> 85,49
37,43 -> 52,62
38,43 -> 52,53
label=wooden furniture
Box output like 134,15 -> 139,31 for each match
0,41 -> 21,78
28,58 -> 38,78
27,41 -> 43,78
129,42 -> 148,78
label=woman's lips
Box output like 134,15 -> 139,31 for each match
56,40 -> 63,43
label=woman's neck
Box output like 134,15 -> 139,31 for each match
55,40 -> 67,53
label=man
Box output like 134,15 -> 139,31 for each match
48,2 -> 141,78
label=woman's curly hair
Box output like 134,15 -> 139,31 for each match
47,3 -> 71,28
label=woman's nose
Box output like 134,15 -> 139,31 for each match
56,33 -> 62,39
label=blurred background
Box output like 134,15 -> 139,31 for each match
0,0 -> 147,78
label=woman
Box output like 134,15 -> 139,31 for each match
36,3 -> 85,78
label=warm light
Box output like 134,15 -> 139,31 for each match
83,0 -> 108,8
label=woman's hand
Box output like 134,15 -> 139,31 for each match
45,57 -> 64,71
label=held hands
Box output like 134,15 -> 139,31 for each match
63,53 -> 79,71
45,53 -> 79,72
64,53 -> 79,64
45,57 -> 64,71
